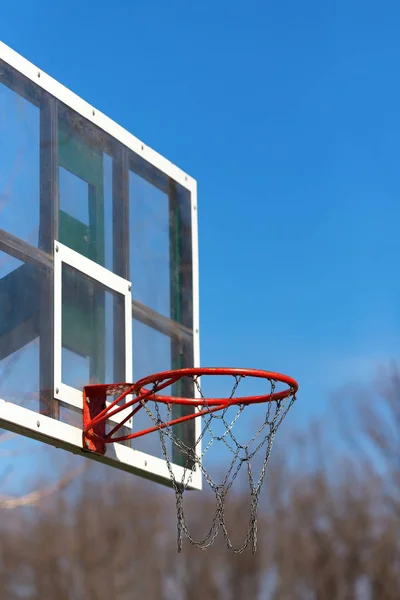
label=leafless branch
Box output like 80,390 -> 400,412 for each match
0,463 -> 87,509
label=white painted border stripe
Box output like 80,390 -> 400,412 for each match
54,242 -> 133,427
55,242 -> 131,295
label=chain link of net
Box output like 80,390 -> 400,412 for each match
137,375 -> 296,553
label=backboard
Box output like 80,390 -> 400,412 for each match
0,42 -> 201,489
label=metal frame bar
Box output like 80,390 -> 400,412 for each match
0,229 -> 52,270
112,146 -> 130,383
39,94 -> 59,418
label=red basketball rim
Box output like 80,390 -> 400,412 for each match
134,367 -> 298,407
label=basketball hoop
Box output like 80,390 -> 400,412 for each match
83,367 -> 298,553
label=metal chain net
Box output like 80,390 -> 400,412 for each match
137,375 -> 296,553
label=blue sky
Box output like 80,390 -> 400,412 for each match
1,0 -> 400,489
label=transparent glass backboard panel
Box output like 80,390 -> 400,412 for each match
129,171 -> 171,317
131,319 -> 195,465
61,263 -> 126,389
0,340 -> 40,412
0,82 -> 40,246
0,249 -> 51,413
131,319 -> 172,458
58,110 -> 114,272
0,45 -> 199,488
59,167 -> 90,225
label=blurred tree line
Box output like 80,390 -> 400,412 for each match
0,367 -> 399,599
